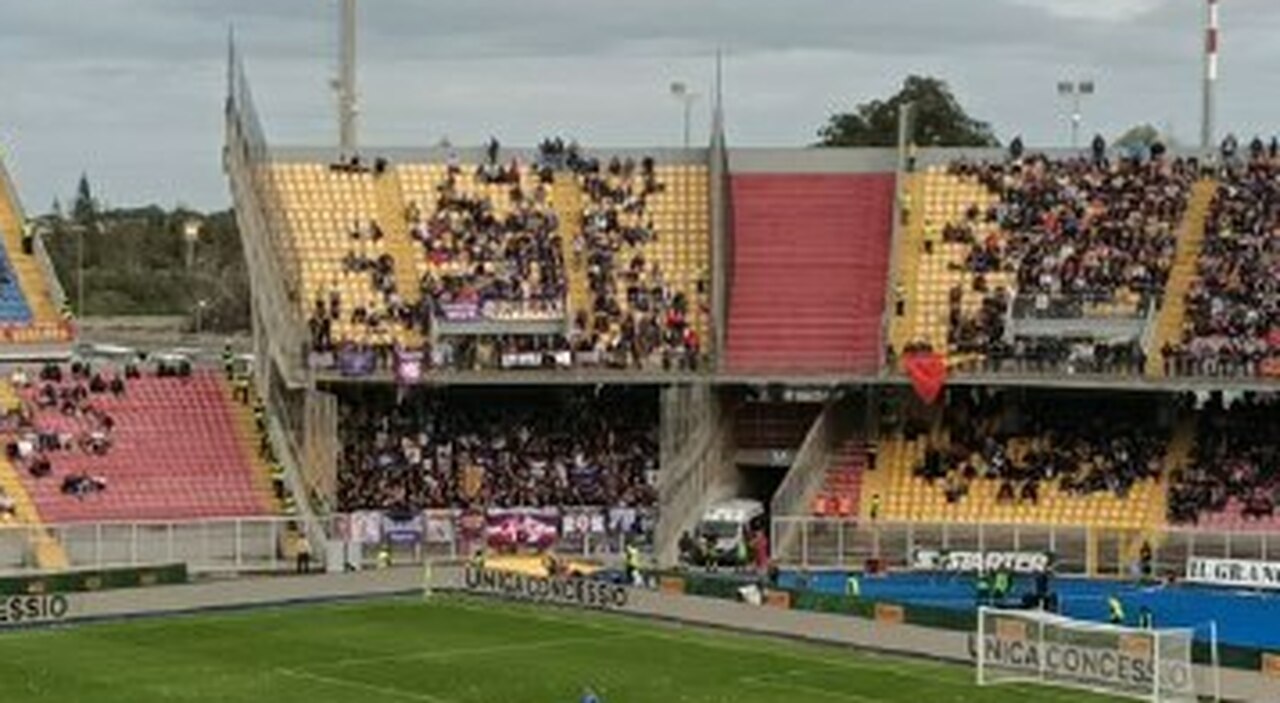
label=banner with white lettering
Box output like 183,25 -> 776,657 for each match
1185,557 -> 1280,590
913,549 -> 1051,574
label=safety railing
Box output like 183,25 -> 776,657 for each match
771,516 -> 1280,579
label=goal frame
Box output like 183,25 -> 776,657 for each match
975,606 -> 1211,703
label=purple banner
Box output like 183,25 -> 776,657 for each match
485,508 -> 560,550
338,347 -> 376,377
439,302 -> 481,322
395,349 -> 424,384
381,512 -> 425,545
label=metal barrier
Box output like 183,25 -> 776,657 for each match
771,517 -> 1280,578
0,517 -> 299,575
0,509 -> 655,575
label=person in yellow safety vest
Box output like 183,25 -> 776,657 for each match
870,493 -> 882,521
624,543 -> 642,586
1108,594 -> 1125,625
844,574 -> 861,598
469,548 -> 485,571
376,544 -> 392,570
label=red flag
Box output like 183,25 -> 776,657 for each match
904,350 -> 947,404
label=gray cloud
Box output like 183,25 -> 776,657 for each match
0,0 -> 1278,210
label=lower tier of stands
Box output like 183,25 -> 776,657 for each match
6,370 -> 277,523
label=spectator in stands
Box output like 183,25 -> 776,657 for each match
1172,146 -> 1279,378
337,388 -> 658,514
1168,393 -> 1278,525
941,151 -> 1194,371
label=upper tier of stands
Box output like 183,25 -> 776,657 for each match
3,367 -> 278,523
893,153 -> 1197,374
727,173 -> 893,374
1171,155 -> 1280,379
265,147 -> 710,372
0,157 -> 73,345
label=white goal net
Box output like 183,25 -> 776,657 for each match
976,607 -> 1207,702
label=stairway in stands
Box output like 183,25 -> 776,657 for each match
551,177 -> 591,329
1145,179 -> 1218,377
811,442 -> 870,518
12,373 -> 278,523
887,173 -> 925,356
726,173 -> 894,373
0,160 -> 66,341
0,382 -> 69,568
373,169 -> 422,347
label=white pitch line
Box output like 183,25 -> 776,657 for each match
739,674 -> 888,703
436,598 -> 1117,702
275,667 -> 454,703
331,632 -> 638,668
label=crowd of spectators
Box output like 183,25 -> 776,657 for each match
560,145 -> 701,370
1168,393 -> 1278,524
911,389 -> 1164,505
337,388 -> 658,513
936,150 -> 1195,369
1167,148 -> 1279,377
412,144 -> 567,324
2,362 -> 130,500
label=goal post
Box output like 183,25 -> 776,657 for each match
976,607 -> 1204,702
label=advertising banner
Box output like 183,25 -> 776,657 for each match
462,566 -> 627,610
1186,557 -> 1280,590
381,512 -> 425,546
486,508 -> 560,550
913,549 -> 1051,574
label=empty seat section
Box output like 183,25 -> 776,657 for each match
12,373 -> 276,523
727,174 -> 893,373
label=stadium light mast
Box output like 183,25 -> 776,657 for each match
669,82 -> 700,149
1056,79 -> 1094,149
1202,0 -> 1220,150
335,0 -> 359,153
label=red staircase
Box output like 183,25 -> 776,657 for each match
14,373 -> 275,523
727,173 -> 894,373
811,442 -> 870,518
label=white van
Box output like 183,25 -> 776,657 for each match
694,499 -> 766,566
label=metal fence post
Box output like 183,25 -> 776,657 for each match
837,521 -> 845,567
167,522 -> 175,564
270,520 -> 279,572
94,523 -> 103,568
129,523 -> 138,565
801,520 -> 809,569
235,520 -> 243,571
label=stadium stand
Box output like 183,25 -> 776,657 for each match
1168,154 -> 1280,378
859,390 -> 1169,530
894,153 -> 1198,374
1168,393 -> 1278,529
727,173 -> 893,373
5,367 -> 278,523
276,147 -> 710,371
0,156 -> 72,344
337,386 -> 658,512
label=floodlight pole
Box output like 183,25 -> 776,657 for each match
337,0 -> 359,153
1202,0 -> 1220,150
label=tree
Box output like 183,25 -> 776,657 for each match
1113,123 -> 1172,151
817,75 -> 999,148
71,173 -> 97,226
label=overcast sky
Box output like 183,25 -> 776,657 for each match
2,0 -> 1279,211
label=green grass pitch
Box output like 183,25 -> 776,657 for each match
0,596 -> 1125,702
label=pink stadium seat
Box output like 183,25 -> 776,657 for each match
14,373 -> 273,523
727,174 -> 894,374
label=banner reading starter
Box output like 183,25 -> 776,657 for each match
1186,557 -> 1280,590
914,549 -> 1051,574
